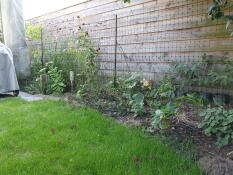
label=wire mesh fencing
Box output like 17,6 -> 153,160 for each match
26,0 -> 233,103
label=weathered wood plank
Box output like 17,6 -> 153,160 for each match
27,0 -> 233,83
97,51 -> 233,62
98,38 -> 233,53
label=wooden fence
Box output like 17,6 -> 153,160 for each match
27,0 -> 233,89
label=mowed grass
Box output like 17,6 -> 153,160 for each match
0,98 -> 202,175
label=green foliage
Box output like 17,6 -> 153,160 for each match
151,102 -> 177,129
26,29 -> 98,95
26,24 -> 43,71
208,0 -> 226,19
175,93 -> 205,107
120,73 -> 145,116
102,74 -> 178,121
25,24 -> 43,93
172,62 -> 203,87
172,54 -> 233,89
111,73 -> 174,117
152,77 -> 176,112
30,55 -> 43,79
150,77 -> 178,129
200,106 -> 233,147
39,61 -> 66,94
24,79 -> 42,95
26,24 -> 42,41
208,0 -> 233,36
155,76 -> 176,101
50,31 -> 98,93
151,78 -> 205,130
26,61 -> 66,95
152,109 -> 167,129
130,93 -> 145,116
121,73 -> 143,93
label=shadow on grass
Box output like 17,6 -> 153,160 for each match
0,94 -> 14,98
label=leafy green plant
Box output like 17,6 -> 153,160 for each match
172,55 -> 233,89
130,93 -> 145,116
24,80 -> 42,95
208,0 -> 233,36
175,93 -> 205,107
26,24 -> 43,74
151,77 -> 178,129
151,102 -> 177,129
39,61 -> 66,94
24,24 -> 44,93
51,30 -> 99,93
152,110 -> 167,129
26,24 -> 42,41
172,62 -> 205,87
200,106 -> 233,147
155,76 -> 176,101
208,66 -> 233,87
120,73 -> 145,116
108,74 -> 178,119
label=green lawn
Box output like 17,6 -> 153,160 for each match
0,98 -> 202,175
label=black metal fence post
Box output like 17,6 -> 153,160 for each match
41,28 -> 44,66
114,14 -> 118,88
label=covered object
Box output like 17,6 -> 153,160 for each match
0,43 -> 19,95
0,0 -> 30,79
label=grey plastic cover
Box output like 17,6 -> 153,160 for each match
0,43 -> 19,93
1,0 -> 30,79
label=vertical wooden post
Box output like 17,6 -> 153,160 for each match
114,14 -> 118,88
40,74 -> 48,94
70,71 -> 74,93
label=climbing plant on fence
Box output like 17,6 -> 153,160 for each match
208,0 -> 233,36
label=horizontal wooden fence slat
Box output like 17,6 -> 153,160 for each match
27,0 -> 233,94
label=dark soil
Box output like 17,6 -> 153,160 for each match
116,104 -> 233,175
63,93 -> 233,174
72,92 -> 233,161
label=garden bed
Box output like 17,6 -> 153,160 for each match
23,24 -> 233,174
67,93 -> 233,160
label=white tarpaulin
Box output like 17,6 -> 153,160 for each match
1,0 -> 30,79
0,43 -> 19,93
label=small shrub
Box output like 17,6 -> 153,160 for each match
31,55 -> 43,78
120,73 -> 145,116
155,76 -> 176,101
151,102 -> 177,129
200,106 -> 233,147
39,61 -> 66,94
24,80 -> 42,95
51,30 -> 99,92
130,93 -> 145,116
150,77 -> 178,129
25,29 -> 99,95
